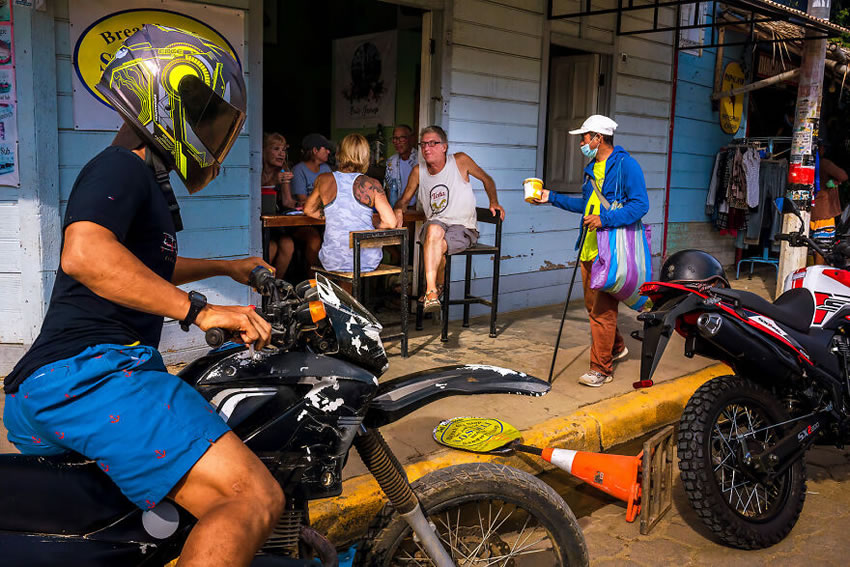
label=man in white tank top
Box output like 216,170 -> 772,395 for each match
393,126 -> 505,312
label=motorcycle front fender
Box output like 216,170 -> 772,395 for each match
363,365 -> 549,427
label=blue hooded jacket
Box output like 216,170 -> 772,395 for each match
548,145 -> 649,249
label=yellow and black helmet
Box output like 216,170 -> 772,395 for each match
96,24 -> 246,193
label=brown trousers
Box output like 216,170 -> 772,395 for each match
581,261 -> 625,375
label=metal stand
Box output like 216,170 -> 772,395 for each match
639,425 -> 675,535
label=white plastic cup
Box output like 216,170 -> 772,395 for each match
523,178 -> 544,203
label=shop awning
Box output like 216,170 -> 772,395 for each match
547,0 -> 850,50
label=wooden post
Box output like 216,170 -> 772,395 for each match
777,0 -> 830,298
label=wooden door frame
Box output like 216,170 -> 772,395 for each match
535,23 -> 620,178
378,0 -> 448,132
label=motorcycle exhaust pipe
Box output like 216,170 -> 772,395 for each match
696,313 -> 722,337
696,314 -> 799,381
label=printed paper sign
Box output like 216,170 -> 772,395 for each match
0,7 -> 18,186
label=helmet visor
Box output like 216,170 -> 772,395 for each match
178,74 -> 246,164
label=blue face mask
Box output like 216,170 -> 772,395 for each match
580,143 -> 598,159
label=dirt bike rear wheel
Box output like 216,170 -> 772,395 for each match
355,462 -> 588,566
678,375 -> 806,549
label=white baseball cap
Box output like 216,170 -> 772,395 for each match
569,115 -> 618,136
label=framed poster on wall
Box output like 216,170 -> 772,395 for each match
334,30 -> 397,129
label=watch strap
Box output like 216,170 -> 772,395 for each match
180,291 -> 207,332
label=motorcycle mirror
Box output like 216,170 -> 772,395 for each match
433,417 -> 525,455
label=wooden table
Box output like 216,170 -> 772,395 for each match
261,209 -> 426,294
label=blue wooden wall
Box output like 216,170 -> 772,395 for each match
52,0 -> 259,363
668,36 -> 749,224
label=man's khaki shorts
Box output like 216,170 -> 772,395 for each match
420,219 -> 479,255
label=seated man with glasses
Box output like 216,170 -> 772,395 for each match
393,125 -> 505,313
384,124 -> 418,207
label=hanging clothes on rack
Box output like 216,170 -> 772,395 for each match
745,159 -> 787,245
717,148 -> 749,233
743,147 -> 761,208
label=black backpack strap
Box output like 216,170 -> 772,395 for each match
146,149 -> 184,232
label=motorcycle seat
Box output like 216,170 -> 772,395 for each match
716,288 -> 814,333
0,452 -> 135,534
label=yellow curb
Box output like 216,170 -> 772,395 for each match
311,363 -> 730,545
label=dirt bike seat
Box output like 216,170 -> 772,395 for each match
715,288 -> 814,333
0,452 -> 134,533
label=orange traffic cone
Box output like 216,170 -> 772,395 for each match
541,447 -> 643,522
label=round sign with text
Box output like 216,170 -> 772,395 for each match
73,9 -> 238,109
719,62 -> 745,135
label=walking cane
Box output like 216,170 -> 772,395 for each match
548,205 -> 595,384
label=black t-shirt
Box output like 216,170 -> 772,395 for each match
4,146 -> 178,393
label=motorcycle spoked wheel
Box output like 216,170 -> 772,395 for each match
356,462 -> 589,567
678,375 -> 807,549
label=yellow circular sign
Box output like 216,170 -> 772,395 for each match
433,417 -> 521,453
719,62 -> 746,134
73,9 -> 238,108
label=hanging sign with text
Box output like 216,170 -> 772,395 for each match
719,62 -> 745,135
69,0 -> 244,131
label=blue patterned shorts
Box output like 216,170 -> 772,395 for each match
3,344 -> 230,509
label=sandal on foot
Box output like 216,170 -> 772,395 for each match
423,289 -> 441,313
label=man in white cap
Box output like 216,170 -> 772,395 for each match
533,114 -> 648,387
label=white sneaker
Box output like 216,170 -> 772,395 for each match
613,346 -> 629,362
579,370 -> 613,387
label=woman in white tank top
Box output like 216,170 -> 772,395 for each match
303,134 -> 396,273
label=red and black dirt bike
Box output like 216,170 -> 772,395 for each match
634,197 -> 850,549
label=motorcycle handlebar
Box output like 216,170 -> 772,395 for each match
205,327 -> 233,348
773,231 -> 826,255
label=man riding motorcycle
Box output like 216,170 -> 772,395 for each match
3,25 -> 280,567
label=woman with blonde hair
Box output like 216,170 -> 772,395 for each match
304,134 -> 396,272
261,132 -> 295,275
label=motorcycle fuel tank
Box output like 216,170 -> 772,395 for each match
183,347 -> 379,500
784,265 -> 850,327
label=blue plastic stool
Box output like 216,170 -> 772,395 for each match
337,544 -> 356,567
736,246 -> 779,280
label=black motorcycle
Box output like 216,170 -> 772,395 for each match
1,268 -> 589,566
635,197 -> 850,549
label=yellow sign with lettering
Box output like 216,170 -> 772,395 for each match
433,417 -> 521,453
73,9 -> 237,108
719,62 -> 746,134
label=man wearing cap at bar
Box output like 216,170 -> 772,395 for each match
533,115 -> 648,387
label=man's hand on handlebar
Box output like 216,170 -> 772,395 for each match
195,304 -> 272,349
227,257 -> 275,285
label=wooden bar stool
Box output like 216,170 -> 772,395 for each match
314,228 -> 409,357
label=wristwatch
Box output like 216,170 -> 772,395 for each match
180,291 -> 207,332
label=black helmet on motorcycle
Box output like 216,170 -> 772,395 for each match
95,24 -> 246,193
661,249 -> 729,288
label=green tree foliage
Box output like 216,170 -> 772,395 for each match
833,0 -> 850,46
